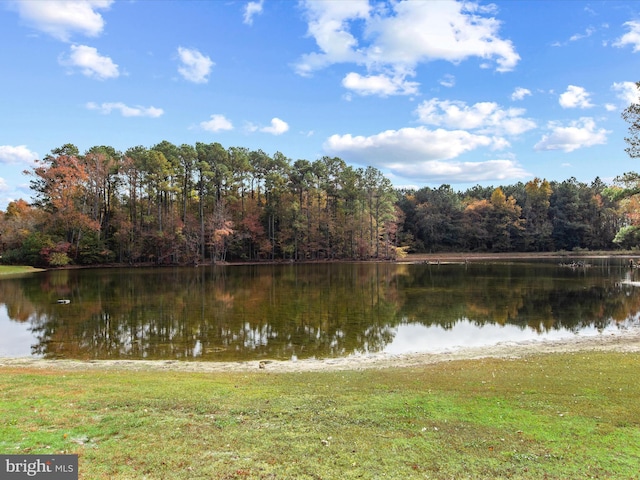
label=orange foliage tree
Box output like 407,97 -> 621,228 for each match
26,144 -> 100,260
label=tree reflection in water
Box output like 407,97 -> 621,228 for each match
0,260 -> 639,361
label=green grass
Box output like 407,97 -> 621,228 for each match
0,265 -> 44,276
1,352 -> 639,479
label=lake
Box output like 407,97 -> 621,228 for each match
1,259 -> 639,361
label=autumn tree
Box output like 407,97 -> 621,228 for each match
263,151 -> 290,259
142,149 -> 173,232
414,185 -> 464,252
488,187 -> 523,251
9,138 -> 629,263
461,188 -> 522,251
0,200 -> 45,264
118,146 -> 146,257
206,199 -> 234,262
606,173 -> 640,248
84,145 -> 121,238
26,144 -> 100,262
584,178 -> 618,250
289,159 -> 315,259
195,142 -> 216,262
606,84 -> 640,247
462,198 -> 492,250
523,178 -> 553,251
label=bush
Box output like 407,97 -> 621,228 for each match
48,251 -> 71,267
20,232 -> 55,267
0,248 -> 24,265
78,231 -> 116,264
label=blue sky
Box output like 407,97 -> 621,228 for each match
1,0 -> 640,210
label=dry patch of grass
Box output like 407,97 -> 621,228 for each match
1,352 -> 639,479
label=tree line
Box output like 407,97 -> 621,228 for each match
0,140 -> 638,267
398,177 -> 625,254
0,142 -> 399,266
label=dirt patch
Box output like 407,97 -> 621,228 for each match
1,327 -> 639,374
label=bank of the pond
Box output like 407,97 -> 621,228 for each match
6,250 -> 640,271
0,265 -> 45,275
2,326 -> 639,374
400,251 -> 640,264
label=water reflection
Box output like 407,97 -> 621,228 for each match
384,321 -> 630,355
0,261 -> 639,361
0,305 -> 35,357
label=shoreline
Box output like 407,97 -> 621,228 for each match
2,327 -> 639,374
16,251 -> 640,271
398,251 -> 640,263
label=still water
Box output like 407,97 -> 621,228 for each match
1,260 -> 639,361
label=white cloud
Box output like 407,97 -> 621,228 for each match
86,102 -> 164,117
0,177 -> 8,192
294,0 -> 370,76
324,126 -> 504,164
60,44 -> 119,80
384,159 -> 529,183
243,0 -> 264,25
295,0 -> 519,88
342,72 -> 419,96
14,0 -> 112,42
614,21 -> 640,52
569,26 -> 595,42
177,47 -> 214,84
553,27 -> 596,47
511,87 -> 531,101
200,114 -> 234,132
415,98 -> 536,135
534,117 -> 609,152
612,81 -> 638,105
261,118 -> 289,135
559,85 -> 594,109
0,145 -> 38,165
439,74 -> 455,88
366,1 -> 520,72
324,127 -> 526,182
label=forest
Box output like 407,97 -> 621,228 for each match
0,140 -> 639,267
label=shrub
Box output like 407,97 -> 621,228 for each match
48,251 -> 71,267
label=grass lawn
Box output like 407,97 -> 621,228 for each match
0,265 -> 44,276
1,352 -> 639,479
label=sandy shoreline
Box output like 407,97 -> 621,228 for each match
1,327 -> 639,374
